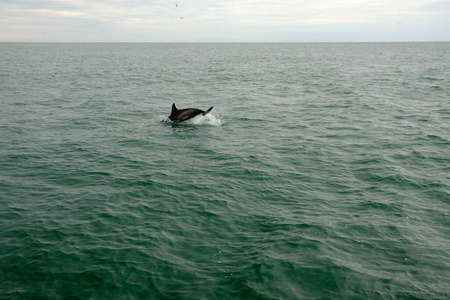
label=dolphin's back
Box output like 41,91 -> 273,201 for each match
168,103 -> 213,123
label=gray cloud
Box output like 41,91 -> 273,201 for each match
1,0 -> 449,41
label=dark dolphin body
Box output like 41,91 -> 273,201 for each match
168,103 -> 213,123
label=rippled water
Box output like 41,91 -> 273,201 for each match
1,43 -> 449,299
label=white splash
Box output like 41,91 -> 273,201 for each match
156,115 -> 172,123
187,112 -> 223,126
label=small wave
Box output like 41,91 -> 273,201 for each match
426,134 -> 449,143
419,76 -> 441,81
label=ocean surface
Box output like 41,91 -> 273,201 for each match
1,42 -> 449,299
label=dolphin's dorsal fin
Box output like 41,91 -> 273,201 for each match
171,103 -> 178,115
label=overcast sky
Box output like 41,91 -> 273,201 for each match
1,0 -> 449,42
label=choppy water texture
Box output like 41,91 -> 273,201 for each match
1,43 -> 449,299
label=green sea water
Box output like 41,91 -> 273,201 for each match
1,43 -> 449,299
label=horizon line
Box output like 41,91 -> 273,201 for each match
1,40 -> 449,43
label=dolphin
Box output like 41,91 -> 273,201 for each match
168,103 -> 213,123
